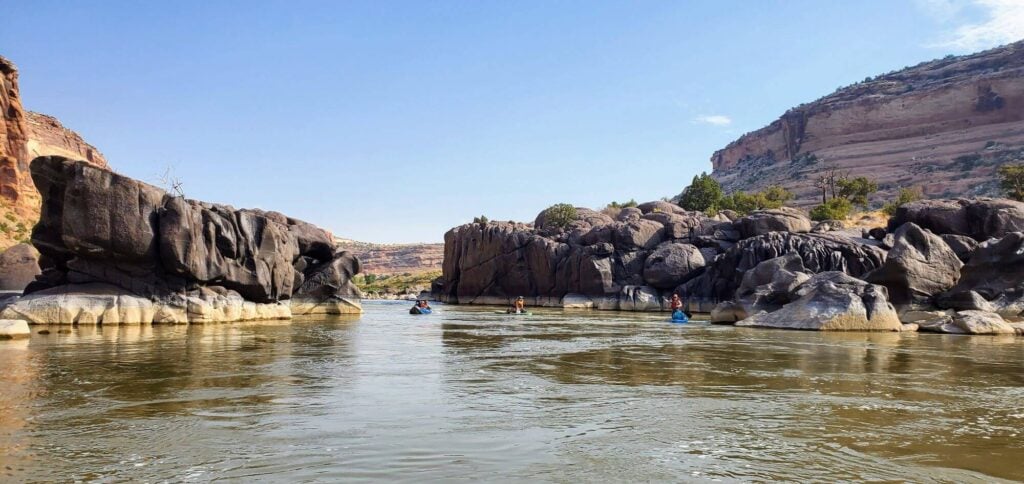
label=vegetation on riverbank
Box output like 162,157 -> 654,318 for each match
356,270 -> 441,296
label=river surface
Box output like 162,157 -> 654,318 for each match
2,301 -> 1023,482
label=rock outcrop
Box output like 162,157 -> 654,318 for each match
887,198 -> 1024,241
865,223 -> 962,307
0,156 -> 360,324
0,243 -> 40,291
734,272 -> 902,331
711,41 -> 1024,206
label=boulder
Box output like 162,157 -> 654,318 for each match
618,285 -> 661,311
636,201 -> 690,216
889,198 -> 1024,241
0,243 -> 40,291
734,207 -> 812,239
918,310 -> 1017,335
865,223 -> 962,307
642,243 -> 704,289
940,234 -> 979,262
616,207 -> 642,222
735,272 -> 901,331
613,220 -> 664,250
868,227 -> 887,240
811,220 -> 845,233
0,319 -> 29,339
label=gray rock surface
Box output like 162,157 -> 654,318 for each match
889,198 -> 1024,241
642,243 -> 704,289
735,207 -> 812,239
0,243 -> 40,291
866,223 -> 962,307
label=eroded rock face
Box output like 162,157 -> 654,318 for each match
866,223 -> 962,307
735,272 -> 901,331
888,198 -> 1024,241
8,156 -> 361,323
435,202 -> 729,308
710,41 -> 1024,206
937,232 -> 1024,318
734,207 -> 811,239
679,232 -> 886,304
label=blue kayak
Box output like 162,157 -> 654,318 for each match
410,307 -> 432,315
671,310 -> 689,323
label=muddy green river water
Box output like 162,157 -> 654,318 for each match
1,300 -> 1023,482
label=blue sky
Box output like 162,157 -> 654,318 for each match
3,0 -> 1022,242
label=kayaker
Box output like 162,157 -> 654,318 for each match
507,296 -> 526,314
670,294 -> 692,319
410,299 -> 431,314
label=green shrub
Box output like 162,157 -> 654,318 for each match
472,215 -> 489,224
998,164 -> 1024,201
540,203 -> 578,230
810,198 -> 853,221
836,176 -> 878,208
606,199 -> 638,209
678,173 -> 723,212
881,187 -> 923,216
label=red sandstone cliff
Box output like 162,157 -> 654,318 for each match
711,40 -> 1024,205
0,55 -> 108,248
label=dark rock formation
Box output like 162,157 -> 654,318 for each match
865,223 -> 962,307
679,232 -> 886,304
940,234 -> 979,262
937,232 -> 1024,317
1,156 -> 360,324
642,242 -> 704,289
888,198 -> 1024,241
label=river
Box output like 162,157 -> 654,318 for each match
1,300 -> 1022,482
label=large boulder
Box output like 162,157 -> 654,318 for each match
613,219 -> 664,250
642,243 -> 704,289
940,234 -> 979,263
679,232 -> 886,304
734,207 -> 812,239
865,223 -> 962,307
0,243 -> 40,291
735,272 -> 901,331
0,319 -> 29,339
711,254 -> 811,323
888,198 -> 1024,241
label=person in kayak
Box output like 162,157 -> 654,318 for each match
670,294 -> 691,319
410,299 -> 432,314
507,296 -> 526,314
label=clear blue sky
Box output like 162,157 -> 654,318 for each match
3,1 -> 1021,242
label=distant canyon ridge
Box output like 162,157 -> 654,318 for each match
711,40 -> 1024,206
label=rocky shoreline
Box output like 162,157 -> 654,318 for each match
0,156 -> 362,325
432,199 -> 1024,335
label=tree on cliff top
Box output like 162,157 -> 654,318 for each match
999,164 -> 1024,201
678,173 -> 723,212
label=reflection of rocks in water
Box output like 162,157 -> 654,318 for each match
0,337 -> 38,473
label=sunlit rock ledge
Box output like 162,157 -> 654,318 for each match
0,156 -> 362,324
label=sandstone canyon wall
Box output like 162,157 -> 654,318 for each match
711,40 -> 1024,205
334,238 -> 443,276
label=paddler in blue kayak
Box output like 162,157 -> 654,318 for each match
507,296 -> 527,314
410,299 -> 432,314
670,294 -> 690,321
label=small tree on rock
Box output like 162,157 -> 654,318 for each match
678,173 -> 723,212
809,198 -> 853,221
837,176 -> 878,208
539,203 -> 578,230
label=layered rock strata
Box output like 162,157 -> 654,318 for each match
711,40 -> 1024,205
0,156 -> 361,324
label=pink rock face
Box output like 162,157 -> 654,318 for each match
711,41 -> 1024,206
